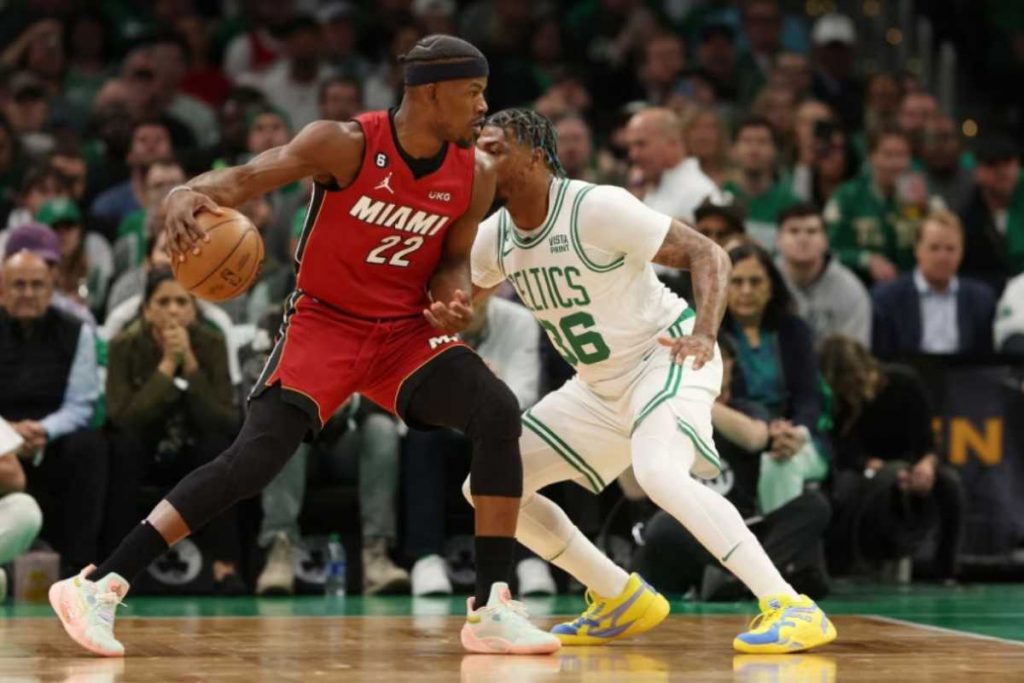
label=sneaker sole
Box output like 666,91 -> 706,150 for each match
554,591 -> 671,646
460,623 -> 561,655
48,582 -> 124,657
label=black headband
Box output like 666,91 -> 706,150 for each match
404,57 -> 489,86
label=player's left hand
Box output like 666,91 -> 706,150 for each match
658,332 -> 715,368
424,289 -> 473,334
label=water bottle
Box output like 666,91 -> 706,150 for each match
324,533 -> 346,597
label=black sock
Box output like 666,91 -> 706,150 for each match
474,535 -> 516,607
88,521 -> 169,583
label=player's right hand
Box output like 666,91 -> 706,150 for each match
424,289 -> 473,334
658,332 -> 715,369
163,188 -> 220,261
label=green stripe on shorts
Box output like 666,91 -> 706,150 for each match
522,412 -> 605,492
677,417 -> 721,470
630,308 -> 698,434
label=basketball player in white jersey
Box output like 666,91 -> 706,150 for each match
466,109 -> 837,654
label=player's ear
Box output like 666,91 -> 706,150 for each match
531,148 -> 545,169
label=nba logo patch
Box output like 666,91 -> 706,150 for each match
375,152 -> 389,168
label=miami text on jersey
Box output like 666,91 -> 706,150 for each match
349,195 -> 451,236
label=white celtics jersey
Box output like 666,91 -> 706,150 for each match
472,178 -> 691,393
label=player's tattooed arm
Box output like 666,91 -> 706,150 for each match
163,120 -> 365,257
424,153 -> 498,334
653,219 -> 731,368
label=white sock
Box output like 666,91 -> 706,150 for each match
631,408 -> 796,600
517,494 -> 629,598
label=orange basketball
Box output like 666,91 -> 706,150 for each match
171,207 -> 264,302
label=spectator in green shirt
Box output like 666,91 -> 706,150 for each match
824,126 -> 942,284
722,115 -> 800,249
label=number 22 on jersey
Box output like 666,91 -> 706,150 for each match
366,235 -> 424,267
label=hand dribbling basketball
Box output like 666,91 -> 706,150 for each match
163,187 -> 221,259
164,188 -> 266,302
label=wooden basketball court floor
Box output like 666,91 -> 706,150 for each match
2,583 -> 1022,681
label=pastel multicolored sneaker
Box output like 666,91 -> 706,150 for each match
460,582 -> 561,655
49,565 -> 129,657
551,573 -> 669,646
733,594 -> 837,654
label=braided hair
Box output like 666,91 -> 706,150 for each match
485,108 -> 566,177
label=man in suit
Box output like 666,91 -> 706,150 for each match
872,210 -> 996,359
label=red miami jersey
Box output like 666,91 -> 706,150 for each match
293,110 -> 476,318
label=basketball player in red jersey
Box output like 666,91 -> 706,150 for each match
48,35 -> 560,657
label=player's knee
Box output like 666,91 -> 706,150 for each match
467,376 -> 521,442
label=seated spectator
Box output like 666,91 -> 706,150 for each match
750,85 -> 797,156
89,120 -> 173,238
102,277 -> 241,391
790,108 -> 857,210
49,141 -> 89,206
404,296 -> 547,596
1,71 -> 56,159
36,198 -> 112,317
960,134 -> 1024,291
255,398 -> 410,596
770,51 -> 813,103
112,159 -> 185,277
694,194 -> 747,248
3,162 -> 69,232
237,16 -> 336,130
103,267 -> 243,593
5,223 -> 94,327
819,336 -> 964,579
922,114 -> 973,215
175,13 -> 231,109
0,416 -> 44,597
0,248 -> 105,576
625,107 -> 716,223
117,46 -> 198,150
722,116 -> 800,249
722,242 -> 825,443
775,203 -> 871,347
682,106 -> 730,187
695,23 -> 739,104
148,33 -> 219,149
554,114 -> 599,184
826,126 -> 941,284
319,3 -> 372,80
632,336 -> 830,600
318,76 -> 364,123
896,91 -> 939,163
994,272 -> 1024,354
863,72 -> 903,134
810,13 -> 864,132
872,210 -> 996,359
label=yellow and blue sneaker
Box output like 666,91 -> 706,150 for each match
551,573 -> 669,646
733,594 -> 837,654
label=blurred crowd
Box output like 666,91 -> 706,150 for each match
1,0 -> 1023,600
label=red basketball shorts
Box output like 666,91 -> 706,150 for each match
251,293 -> 467,428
